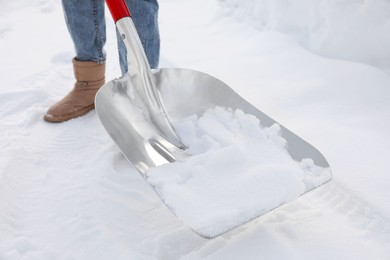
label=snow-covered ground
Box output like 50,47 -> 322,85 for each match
1,0 -> 390,259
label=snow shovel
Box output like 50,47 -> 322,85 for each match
96,0 -> 332,238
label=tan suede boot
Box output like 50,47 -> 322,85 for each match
44,58 -> 105,123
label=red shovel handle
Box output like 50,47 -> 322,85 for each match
106,0 -> 132,23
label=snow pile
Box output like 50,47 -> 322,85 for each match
220,0 -> 390,70
147,107 -> 331,237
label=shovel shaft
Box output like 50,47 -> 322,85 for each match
106,0 -> 131,23
104,0 -> 185,150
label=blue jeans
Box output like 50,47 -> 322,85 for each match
61,0 -> 160,75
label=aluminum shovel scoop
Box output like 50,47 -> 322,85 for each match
96,0 -> 332,237
97,0 -> 330,174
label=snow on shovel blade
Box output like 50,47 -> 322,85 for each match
95,67 -> 332,238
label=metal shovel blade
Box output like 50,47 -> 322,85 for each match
96,68 -> 331,175
96,2 -> 332,238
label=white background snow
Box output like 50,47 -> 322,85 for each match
1,0 -> 390,259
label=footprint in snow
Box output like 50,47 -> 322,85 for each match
0,236 -> 60,260
0,27 -> 11,39
51,51 -> 73,65
308,182 -> 390,242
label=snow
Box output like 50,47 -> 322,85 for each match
148,107 -> 331,237
1,0 -> 390,259
220,0 -> 390,72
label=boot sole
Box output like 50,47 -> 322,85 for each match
44,104 -> 95,123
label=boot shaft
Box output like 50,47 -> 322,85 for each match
73,58 -> 105,85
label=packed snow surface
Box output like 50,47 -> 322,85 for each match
1,0 -> 390,259
148,107 -> 331,237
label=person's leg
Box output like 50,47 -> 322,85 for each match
44,0 -> 106,122
62,0 -> 106,63
117,0 -> 160,75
